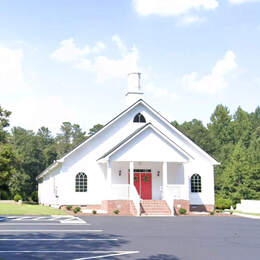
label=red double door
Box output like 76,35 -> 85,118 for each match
129,170 -> 152,200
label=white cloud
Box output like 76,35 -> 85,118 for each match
50,38 -> 105,63
112,35 -> 128,54
7,96 -> 74,133
93,45 -> 139,81
0,46 -> 27,92
182,51 -> 238,94
180,15 -> 206,25
144,82 -> 179,101
92,41 -> 105,53
229,0 -> 260,4
133,0 -> 218,16
51,35 -> 140,81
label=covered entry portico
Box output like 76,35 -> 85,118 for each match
106,160 -> 189,201
98,123 -> 193,215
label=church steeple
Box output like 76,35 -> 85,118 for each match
125,72 -> 143,107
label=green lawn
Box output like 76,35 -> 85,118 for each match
233,211 -> 260,217
0,203 -> 67,215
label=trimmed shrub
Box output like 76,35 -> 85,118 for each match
31,191 -> 38,203
0,190 -> 9,200
92,210 -> 97,215
178,208 -> 187,215
215,197 -> 232,210
66,205 -> 72,211
14,194 -> 22,202
210,211 -> 214,215
73,207 -> 81,214
113,209 -> 120,215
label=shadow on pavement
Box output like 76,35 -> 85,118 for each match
0,232 -> 129,260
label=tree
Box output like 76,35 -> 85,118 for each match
222,141 -> 252,204
249,106 -> 260,131
246,127 -> 260,199
36,127 -> 57,167
88,124 -> 103,136
208,105 -> 233,147
8,171 -> 30,199
232,106 -> 251,147
0,105 -> 11,143
171,119 -> 216,154
0,144 -> 18,192
71,124 -> 86,147
56,122 -> 86,157
37,127 -> 54,146
11,127 -> 46,197
0,105 -> 17,196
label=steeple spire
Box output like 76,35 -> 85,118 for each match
125,72 -> 143,107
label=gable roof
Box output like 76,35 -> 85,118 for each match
37,99 -> 219,180
98,123 -> 150,161
97,123 -> 193,162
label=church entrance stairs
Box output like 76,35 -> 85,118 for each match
140,200 -> 171,216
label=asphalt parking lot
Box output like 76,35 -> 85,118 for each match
0,215 -> 259,260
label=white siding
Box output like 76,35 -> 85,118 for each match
38,102 -> 215,206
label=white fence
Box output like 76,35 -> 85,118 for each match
236,200 -> 260,214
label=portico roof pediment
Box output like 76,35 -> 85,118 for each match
98,123 -> 193,163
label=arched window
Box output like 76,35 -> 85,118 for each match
191,174 -> 201,192
133,113 -> 146,123
75,172 -> 87,192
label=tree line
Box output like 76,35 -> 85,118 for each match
0,104 -> 259,205
172,105 -> 260,205
0,105 -> 103,201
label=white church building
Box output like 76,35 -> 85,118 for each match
37,73 -> 219,216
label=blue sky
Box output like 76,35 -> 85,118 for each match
1,0 -> 260,134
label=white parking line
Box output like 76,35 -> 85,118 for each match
0,230 -> 103,232
73,251 -> 140,260
31,217 -> 47,221
1,215 -> 87,224
13,216 -> 32,221
0,238 -> 118,241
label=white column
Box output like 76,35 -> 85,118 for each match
162,161 -> 168,199
183,163 -> 190,200
107,160 -> 112,197
129,161 -> 134,187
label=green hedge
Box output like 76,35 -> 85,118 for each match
215,197 -> 232,210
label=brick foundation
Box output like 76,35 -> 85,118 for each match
190,204 -> 215,212
101,200 -> 138,216
174,200 -> 190,215
83,205 -> 101,210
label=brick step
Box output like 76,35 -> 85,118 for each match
140,200 -> 171,216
